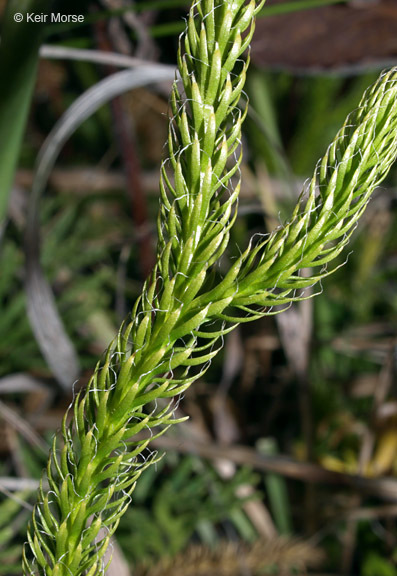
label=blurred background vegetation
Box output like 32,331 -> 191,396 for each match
0,0 -> 397,574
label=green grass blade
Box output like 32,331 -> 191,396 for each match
0,0 -> 52,221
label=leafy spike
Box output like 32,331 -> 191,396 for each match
24,3 -> 397,576
24,2 -> 261,575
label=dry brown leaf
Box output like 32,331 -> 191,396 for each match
252,0 -> 397,70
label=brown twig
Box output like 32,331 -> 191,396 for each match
148,435 -> 397,502
95,18 -> 155,279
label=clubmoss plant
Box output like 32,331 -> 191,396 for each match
23,1 -> 397,575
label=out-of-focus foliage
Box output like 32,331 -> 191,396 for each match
0,493 -> 32,575
135,536 -> 324,576
0,192 -> 131,376
118,455 -> 260,566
